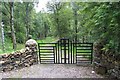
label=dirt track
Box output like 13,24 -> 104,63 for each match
0,64 -> 103,79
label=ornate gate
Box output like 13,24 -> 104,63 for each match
38,39 -> 93,64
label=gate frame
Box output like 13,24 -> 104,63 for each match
38,39 -> 93,64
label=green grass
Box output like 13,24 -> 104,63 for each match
0,43 -> 24,54
37,37 -> 58,43
0,37 -> 58,55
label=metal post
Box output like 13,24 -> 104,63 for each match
68,39 -> 69,64
53,46 -> 55,63
71,42 -> 72,64
64,39 -> 66,64
73,43 -> 75,64
75,43 -> 78,64
55,43 -> 57,63
38,43 -> 41,63
91,43 -> 93,64
60,40 -> 62,63
58,41 -> 60,63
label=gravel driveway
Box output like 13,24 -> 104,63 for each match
0,64 -> 103,79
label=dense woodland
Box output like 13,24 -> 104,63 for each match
0,1 -> 120,54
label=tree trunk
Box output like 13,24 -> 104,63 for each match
56,17 -> 61,38
54,7 -> 61,39
74,9 -> 78,43
1,21 -> 5,52
82,36 -> 85,43
71,2 -> 78,43
0,4 -> 5,52
25,3 -> 29,40
10,2 -> 17,50
44,22 -> 48,38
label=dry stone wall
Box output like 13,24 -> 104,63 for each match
0,39 -> 38,72
93,42 -> 120,79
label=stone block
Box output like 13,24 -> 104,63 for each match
95,66 -> 107,75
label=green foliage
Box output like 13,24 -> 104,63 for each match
1,1 -> 120,53
0,39 -> 24,54
0,37 -> 57,54
78,2 -> 120,52
37,37 -> 58,43
16,32 -> 26,43
46,2 -> 73,39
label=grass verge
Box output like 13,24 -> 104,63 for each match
0,37 -> 58,54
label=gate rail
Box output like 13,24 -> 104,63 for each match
38,43 -> 56,64
74,43 -> 93,65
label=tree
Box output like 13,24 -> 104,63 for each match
47,0 -> 63,38
71,2 -> 79,43
47,1 -> 73,39
78,2 -> 120,52
2,2 -> 17,50
24,2 -> 34,40
1,21 -> 5,52
9,2 -> 17,50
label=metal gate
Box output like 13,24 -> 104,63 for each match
38,39 -> 93,64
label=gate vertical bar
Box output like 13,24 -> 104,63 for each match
58,41 -> 60,63
76,43 -> 77,64
64,39 -> 66,64
38,43 -> 41,63
73,43 -> 74,64
53,46 -> 55,63
71,42 -> 72,64
55,43 -> 57,63
68,39 -> 69,64
91,43 -> 93,64
61,40 -> 62,63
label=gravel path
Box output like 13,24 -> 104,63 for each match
0,64 -> 103,79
